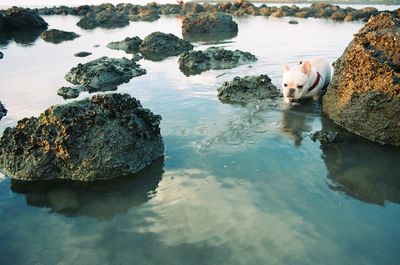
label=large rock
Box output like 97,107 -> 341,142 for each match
0,101 -> 6,120
107,36 -> 143,54
217,74 -> 282,104
139,32 -> 193,61
1,7 -> 48,31
182,12 -> 238,35
65,56 -> 146,91
179,47 -> 257,76
40,29 -> 80,44
77,9 -> 129,30
322,13 -> 400,146
0,93 -> 164,181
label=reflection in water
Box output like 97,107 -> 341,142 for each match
320,118 -> 400,205
182,31 -> 238,44
280,102 -> 320,147
10,157 -> 164,219
192,101 -> 282,152
134,168 -> 319,264
0,29 -> 45,47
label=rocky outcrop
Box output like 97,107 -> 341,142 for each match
0,93 -> 164,181
74,51 -> 92,57
36,2 -> 399,23
310,130 -> 338,144
322,13 -> 400,146
0,7 -> 48,31
65,56 -> 146,92
40,29 -> 80,44
182,12 -> 238,36
107,36 -> 143,54
139,32 -> 193,61
217,74 -> 282,104
179,47 -> 257,76
0,101 -> 7,120
77,9 -> 129,30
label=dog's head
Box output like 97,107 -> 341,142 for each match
282,61 -> 312,103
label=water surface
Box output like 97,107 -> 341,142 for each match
0,13 -> 400,265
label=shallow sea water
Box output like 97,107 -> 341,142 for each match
0,12 -> 400,265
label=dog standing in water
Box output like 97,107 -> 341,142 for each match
282,57 -> 331,104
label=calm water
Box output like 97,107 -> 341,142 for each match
1,13 -> 400,265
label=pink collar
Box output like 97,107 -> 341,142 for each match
307,72 -> 321,93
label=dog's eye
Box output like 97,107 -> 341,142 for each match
297,85 -> 303,89
284,83 -> 288,87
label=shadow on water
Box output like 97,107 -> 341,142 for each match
280,101 -> 321,147
10,157 -> 165,219
320,117 -> 400,206
0,29 -> 45,47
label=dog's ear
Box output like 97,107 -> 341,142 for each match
283,63 -> 290,72
301,61 -> 312,76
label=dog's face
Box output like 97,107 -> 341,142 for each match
282,61 -> 312,103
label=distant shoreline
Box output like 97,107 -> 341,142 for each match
193,0 -> 399,4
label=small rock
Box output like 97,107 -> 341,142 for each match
107,36 -> 143,54
41,29 -> 80,44
179,46 -> 257,76
139,32 -> 193,61
288,20 -> 299,24
310,130 -> 338,143
182,12 -> 238,35
74,51 -> 92,57
65,56 -> 146,90
0,101 -> 7,120
0,51 -> 3,59
57,86 -> 84,99
217,74 -> 282,104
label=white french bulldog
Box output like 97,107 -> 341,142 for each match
282,57 -> 331,104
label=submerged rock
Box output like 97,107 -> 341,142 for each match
182,12 -> 238,35
65,56 -> 146,90
0,93 -> 164,181
41,29 -> 80,44
217,74 -> 282,104
74,51 -> 92,57
57,86 -> 84,99
288,20 -> 299,24
1,7 -> 48,31
139,32 -> 193,61
77,9 -> 129,30
0,101 -> 7,120
310,130 -> 338,144
322,13 -> 400,146
107,36 -> 143,54
179,47 -> 257,76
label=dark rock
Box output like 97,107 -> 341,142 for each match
0,101 -> 7,120
288,20 -> 299,24
74,51 -> 92,57
77,9 -> 129,30
310,130 -> 338,143
217,74 -> 282,104
0,51 -> 3,59
65,56 -> 146,90
0,93 -> 164,181
139,32 -> 193,61
2,7 -> 48,31
57,86 -> 84,99
323,13 -> 400,146
182,12 -> 238,35
179,47 -> 257,76
41,29 -> 80,44
107,36 -> 143,54
129,7 -> 160,22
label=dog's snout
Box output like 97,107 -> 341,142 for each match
289,88 -> 295,94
